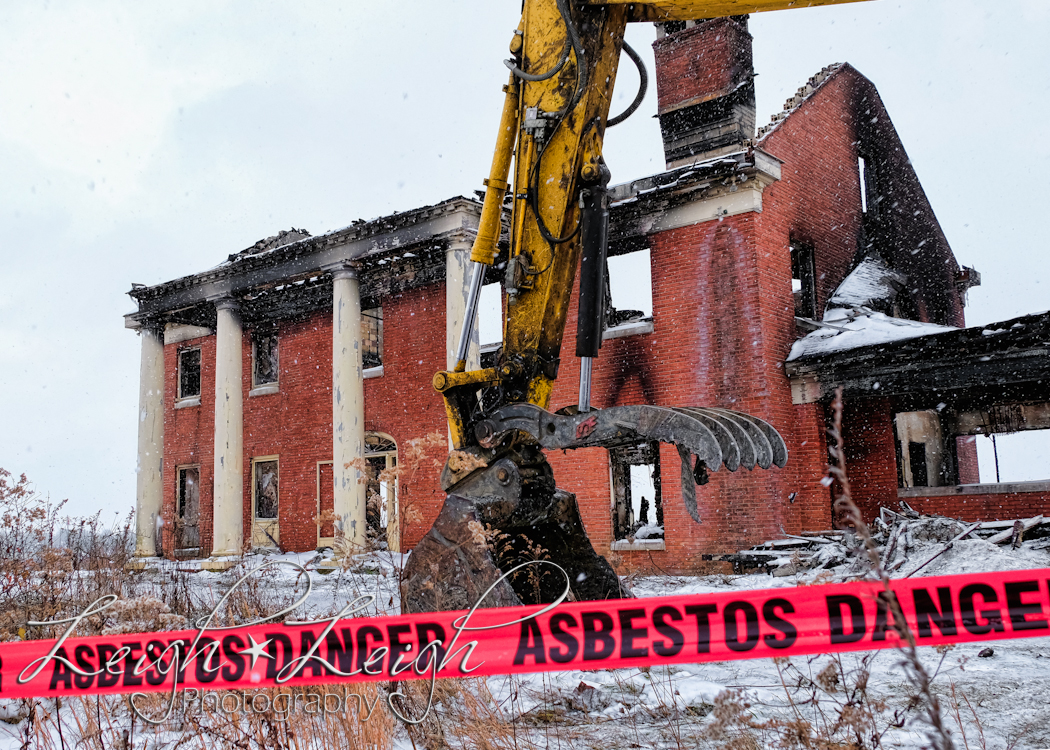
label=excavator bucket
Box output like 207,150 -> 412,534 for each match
402,403 -> 787,613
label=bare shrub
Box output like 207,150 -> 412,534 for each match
0,468 -> 134,640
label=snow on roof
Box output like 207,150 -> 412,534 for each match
787,307 -> 956,361
828,255 -> 907,310
217,228 -> 313,268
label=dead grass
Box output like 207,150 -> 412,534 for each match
3,445 -> 1042,750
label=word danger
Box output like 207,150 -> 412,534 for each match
42,621 -> 456,692
512,573 -> 1050,669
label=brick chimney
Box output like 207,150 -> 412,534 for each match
653,16 -> 756,169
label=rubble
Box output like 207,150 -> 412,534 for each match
703,509 -> 1050,577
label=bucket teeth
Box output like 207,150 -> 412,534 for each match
475,403 -> 788,525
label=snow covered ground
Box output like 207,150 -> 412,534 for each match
2,536 -> 1049,750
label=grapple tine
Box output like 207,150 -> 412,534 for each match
702,408 -> 771,469
708,408 -> 788,468
471,403 -> 788,530
677,445 -> 703,523
674,407 -> 755,470
670,407 -> 741,470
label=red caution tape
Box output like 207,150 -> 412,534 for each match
2,568 -> 1049,701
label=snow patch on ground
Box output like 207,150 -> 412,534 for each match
2,539 -> 1049,749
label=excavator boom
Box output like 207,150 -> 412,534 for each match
404,0 -> 872,613
586,0 -> 871,23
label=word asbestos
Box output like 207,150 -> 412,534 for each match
2,568 -> 1049,702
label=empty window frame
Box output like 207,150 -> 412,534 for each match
958,402 -> 1050,485
606,248 -> 653,325
610,442 -> 663,542
479,283 -> 503,347
894,410 -> 956,488
177,347 -> 201,400
362,307 -> 383,369
252,458 -> 280,548
317,461 -> 335,546
364,432 -> 398,552
175,466 -> 201,552
858,156 -> 869,213
858,154 -> 879,217
790,241 -> 817,320
252,331 -> 279,387
975,430 -> 1050,484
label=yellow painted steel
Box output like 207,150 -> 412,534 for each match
438,0 -> 875,445
502,0 -> 627,410
471,74 -> 520,267
433,369 -> 502,393
582,0 -> 872,22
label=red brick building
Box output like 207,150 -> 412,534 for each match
127,17 -> 1049,572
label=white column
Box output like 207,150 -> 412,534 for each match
332,266 -> 367,551
445,237 -> 481,371
212,298 -> 244,557
135,323 -> 165,556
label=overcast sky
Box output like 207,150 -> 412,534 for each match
1,0 -> 1047,518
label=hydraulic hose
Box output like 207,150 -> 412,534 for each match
607,41 -> 648,127
504,38 -> 570,82
556,0 -> 588,117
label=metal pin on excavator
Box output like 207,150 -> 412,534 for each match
403,0 -> 870,612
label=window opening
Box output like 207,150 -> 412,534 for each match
317,461 -> 335,545
610,442 -> 663,542
894,411 -> 954,488
178,348 -> 201,399
252,332 -> 279,387
907,442 -> 928,487
607,248 -> 653,325
898,402 -> 1050,489
858,156 -> 868,213
975,430 -> 1050,484
175,466 -> 200,553
364,433 -> 399,552
362,307 -> 383,369
790,242 -> 817,319
252,458 -> 280,548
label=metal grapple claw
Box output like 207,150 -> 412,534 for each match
475,403 -> 788,523
403,403 -> 788,613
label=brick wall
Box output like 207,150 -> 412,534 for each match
843,397 -> 1050,523
359,286 -> 449,551
241,316 -> 332,553
547,214 -> 827,573
161,284 -> 450,556
901,491 -> 1050,520
162,336 -> 215,557
653,17 -> 753,111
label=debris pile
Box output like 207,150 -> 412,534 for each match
704,508 -> 1050,578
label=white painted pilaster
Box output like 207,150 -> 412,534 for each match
212,298 -> 244,557
135,324 -> 165,556
332,265 -> 367,551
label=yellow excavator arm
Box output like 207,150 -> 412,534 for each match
586,0 -> 872,22
407,0 -> 874,613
